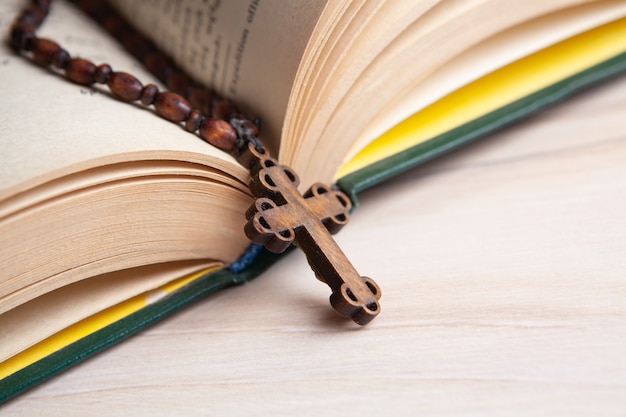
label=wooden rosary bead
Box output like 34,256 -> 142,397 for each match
122,33 -> 152,61
10,23 -> 35,51
107,71 -> 143,101
95,63 -> 112,84
145,53 -> 173,83
32,38 -> 61,66
65,57 -> 96,85
33,0 -> 52,11
52,48 -> 70,69
199,118 -> 237,151
102,14 -> 126,39
75,0 -> 108,23
237,119 -> 259,137
166,73 -> 192,96
140,84 -> 159,106
188,87 -> 214,116
18,6 -> 46,27
153,92 -> 192,122
28,36 -> 69,69
212,100 -> 239,121
185,110 -> 204,132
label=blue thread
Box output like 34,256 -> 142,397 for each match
228,243 -> 263,273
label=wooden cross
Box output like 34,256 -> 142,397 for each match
237,143 -> 381,325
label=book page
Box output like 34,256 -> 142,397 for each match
0,0 -> 246,198
0,1 -> 255,313
345,0 -> 626,166
282,0 -> 609,186
110,0 -> 327,152
0,261 -> 219,363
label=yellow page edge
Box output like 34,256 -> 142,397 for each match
337,17 -> 626,178
0,266 -> 220,379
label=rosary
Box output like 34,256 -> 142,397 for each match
9,0 -> 382,325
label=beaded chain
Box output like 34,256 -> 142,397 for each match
9,0 -> 263,158
8,0 -> 382,325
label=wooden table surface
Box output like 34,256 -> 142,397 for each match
4,73 -> 626,416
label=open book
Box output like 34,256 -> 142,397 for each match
2,0 -> 626,402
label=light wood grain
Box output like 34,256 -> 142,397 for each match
4,74 -> 626,416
